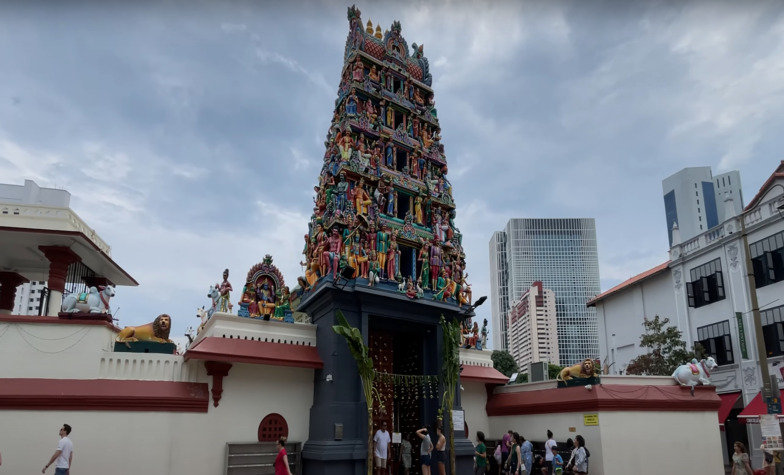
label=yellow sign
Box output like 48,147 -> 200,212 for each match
583,414 -> 599,426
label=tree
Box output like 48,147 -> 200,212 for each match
440,315 -> 461,475
625,315 -> 705,376
491,350 -> 518,377
547,363 -> 564,380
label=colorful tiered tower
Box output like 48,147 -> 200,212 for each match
299,7 -> 476,475
302,5 -> 471,306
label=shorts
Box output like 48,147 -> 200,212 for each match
375,456 -> 387,469
437,450 -> 446,463
421,454 -> 432,465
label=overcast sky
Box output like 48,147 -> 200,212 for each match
1,0 -> 782,344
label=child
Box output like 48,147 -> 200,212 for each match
552,446 -> 564,475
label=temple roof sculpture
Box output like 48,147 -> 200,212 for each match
300,5 -> 471,308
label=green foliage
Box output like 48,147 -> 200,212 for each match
548,363 -> 564,380
440,314 -> 462,475
514,373 -> 528,384
625,315 -> 705,376
491,350 -> 519,377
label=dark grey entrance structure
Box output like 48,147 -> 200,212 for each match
299,282 -> 476,475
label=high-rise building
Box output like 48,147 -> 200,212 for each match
507,281 -> 559,370
489,231 -> 509,350
12,280 -> 46,315
489,218 -> 600,366
662,167 -> 744,246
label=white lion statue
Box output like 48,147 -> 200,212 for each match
61,286 -> 115,314
672,357 -> 717,392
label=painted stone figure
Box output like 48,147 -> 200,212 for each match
323,227 -> 343,280
218,269 -> 233,313
376,225 -> 390,280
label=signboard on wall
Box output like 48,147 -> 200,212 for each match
761,415 -> 783,450
583,414 -> 599,426
452,410 -> 464,431
736,312 -> 749,360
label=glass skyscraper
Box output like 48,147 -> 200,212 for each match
488,218 -> 600,366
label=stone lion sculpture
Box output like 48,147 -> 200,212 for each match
557,358 -> 597,381
116,314 -> 173,345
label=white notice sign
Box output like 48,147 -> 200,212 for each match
452,410 -> 464,431
761,414 -> 784,450
392,432 -> 401,444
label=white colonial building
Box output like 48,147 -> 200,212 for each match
590,161 -> 784,468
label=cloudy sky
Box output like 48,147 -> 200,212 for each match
2,0 -> 783,344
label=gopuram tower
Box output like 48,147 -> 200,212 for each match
300,6 -> 476,474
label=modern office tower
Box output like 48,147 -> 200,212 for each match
662,167 -> 744,247
507,281 -> 559,370
489,231 -> 509,350
489,218 -> 600,366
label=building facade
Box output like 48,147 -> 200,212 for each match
507,281 -> 559,370
489,231 -> 510,350
489,218 -> 600,366
592,161 -> 784,468
663,167 -> 744,247
12,280 -> 46,315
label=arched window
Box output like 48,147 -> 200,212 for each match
258,413 -> 288,442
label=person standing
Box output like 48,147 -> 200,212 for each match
474,431 -> 487,475
435,425 -> 446,475
544,430 -> 556,475
42,424 -> 73,475
731,441 -> 754,475
274,437 -> 293,475
399,433 -> 413,475
417,426 -> 433,475
500,430 -> 512,473
520,435 -> 533,475
551,446 -> 563,475
567,435 -> 588,475
373,421 -> 392,475
761,441 -> 776,475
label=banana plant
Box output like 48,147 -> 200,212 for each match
333,310 -> 381,475
440,314 -> 462,475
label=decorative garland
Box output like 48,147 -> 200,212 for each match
373,370 -> 440,400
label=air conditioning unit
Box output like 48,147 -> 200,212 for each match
529,361 -> 548,382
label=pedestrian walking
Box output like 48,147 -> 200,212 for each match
373,421 -> 392,475
731,441 -> 753,475
274,436 -> 293,475
520,435 -> 533,475
399,433 -> 413,475
474,431 -> 487,475
435,424 -> 446,475
42,424 -> 73,475
566,435 -> 588,475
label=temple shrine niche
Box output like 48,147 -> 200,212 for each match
236,255 -> 294,322
301,4 -> 471,309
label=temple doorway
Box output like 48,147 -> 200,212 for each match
369,328 -> 429,475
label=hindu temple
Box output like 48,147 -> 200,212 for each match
297,6 -> 479,474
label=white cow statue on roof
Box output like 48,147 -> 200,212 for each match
672,357 -> 717,394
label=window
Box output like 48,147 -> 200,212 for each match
762,305 -> 784,357
687,258 -> 725,308
696,321 -> 734,365
751,231 -> 784,289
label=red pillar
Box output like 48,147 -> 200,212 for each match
39,246 -> 81,316
0,272 -> 29,314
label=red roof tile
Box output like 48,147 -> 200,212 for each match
587,261 -> 670,307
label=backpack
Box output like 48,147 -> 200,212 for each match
494,445 -> 502,464
765,451 -> 774,464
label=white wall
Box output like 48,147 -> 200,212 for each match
595,269 -> 674,374
489,408 -> 722,475
0,362 -> 314,475
462,381 -> 489,439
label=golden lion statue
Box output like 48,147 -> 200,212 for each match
557,358 -> 597,381
116,314 -> 173,345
